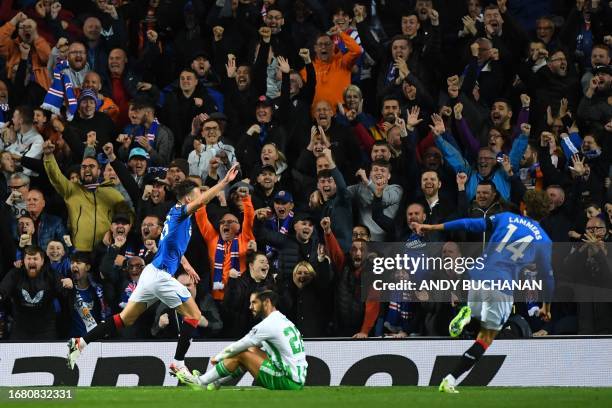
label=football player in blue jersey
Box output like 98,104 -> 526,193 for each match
411,189 -> 554,393
67,164 -> 240,381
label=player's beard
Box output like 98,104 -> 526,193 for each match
252,307 -> 264,321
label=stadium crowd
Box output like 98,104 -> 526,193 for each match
0,0 -> 611,341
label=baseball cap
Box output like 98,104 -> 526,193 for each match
112,213 -> 131,224
229,181 -> 254,194
206,112 -> 228,123
293,212 -> 315,224
192,50 -> 210,62
273,190 -> 293,203
593,65 -> 612,76
70,251 -> 92,264
255,95 -> 273,108
129,147 -> 150,160
152,177 -> 169,186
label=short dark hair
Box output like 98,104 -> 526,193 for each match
353,224 -> 371,237
143,214 -> 162,226
254,289 -> 279,307
180,68 -> 198,77
247,250 -> 267,264
382,95 -> 401,106
492,98 -> 512,111
373,140 -> 391,148
15,105 -> 34,125
317,169 -> 334,181
329,0 -> 353,18
407,201 -> 426,212
23,245 -> 45,258
266,5 -> 284,15
82,155 -> 99,166
420,169 -> 441,179
371,159 -> 392,171
477,180 -> 497,193
173,180 -> 199,200
389,34 -> 412,49
401,9 -> 419,19
33,107 -> 50,121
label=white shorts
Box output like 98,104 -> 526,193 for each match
129,264 -> 191,309
468,290 -> 513,331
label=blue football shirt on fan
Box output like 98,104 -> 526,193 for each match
152,205 -> 192,276
443,212 -> 554,300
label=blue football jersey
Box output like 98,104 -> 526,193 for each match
152,204 -> 192,275
444,212 -> 554,298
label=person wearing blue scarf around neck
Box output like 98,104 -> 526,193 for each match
117,97 -> 173,166
42,140 -> 133,252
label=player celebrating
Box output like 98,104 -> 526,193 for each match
175,290 -> 308,390
411,190 -> 554,393
67,164 -> 240,379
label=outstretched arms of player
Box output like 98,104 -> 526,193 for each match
411,217 -> 488,235
185,164 -> 240,215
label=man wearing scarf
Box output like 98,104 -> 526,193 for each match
265,190 -> 294,269
117,97 -> 173,166
42,140 -> 132,252
65,252 -> 111,338
195,186 -> 255,301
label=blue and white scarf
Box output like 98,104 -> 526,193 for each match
213,237 -> 240,291
265,211 -> 293,268
41,60 -> 77,120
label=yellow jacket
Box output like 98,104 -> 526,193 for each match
43,154 -> 133,251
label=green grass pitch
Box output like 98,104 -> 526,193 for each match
2,386 -> 612,408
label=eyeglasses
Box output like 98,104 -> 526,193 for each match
203,126 -> 219,131
69,51 -> 86,56
219,220 -> 238,225
316,42 -> 333,47
141,223 -> 158,228
9,184 -> 26,189
550,58 -> 566,63
81,164 -> 97,170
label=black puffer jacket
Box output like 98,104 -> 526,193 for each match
254,220 -> 319,280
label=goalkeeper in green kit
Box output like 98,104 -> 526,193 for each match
175,290 -> 307,390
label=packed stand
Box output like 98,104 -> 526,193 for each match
0,0 -> 611,341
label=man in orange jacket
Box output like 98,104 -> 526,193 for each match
0,12 -> 51,90
195,183 -> 255,301
301,26 -> 362,112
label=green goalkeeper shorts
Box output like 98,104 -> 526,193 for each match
256,359 -> 303,390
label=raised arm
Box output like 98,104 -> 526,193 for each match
185,163 -> 239,215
